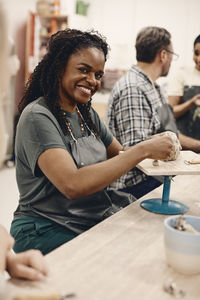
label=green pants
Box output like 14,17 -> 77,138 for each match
10,217 -> 78,255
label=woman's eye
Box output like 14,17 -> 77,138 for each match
95,73 -> 103,80
79,68 -> 88,74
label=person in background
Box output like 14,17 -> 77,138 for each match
0,0 -> 9,168
0,1 -> 20,168
106,26 -> 200,199
10,28 -> 175,255
168,34 -> 200,140
0,0 -> 47,282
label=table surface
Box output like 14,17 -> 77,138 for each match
6,175 -> 200,300
137,150 -> 200,176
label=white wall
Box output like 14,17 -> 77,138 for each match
4,0 -> 36,36
1,0 -> 37,158
5,0 -> 200,88
3,0 -> 200,99
88,0 -> 135,69
88,0 -> 200,75
4,0 -> 37,107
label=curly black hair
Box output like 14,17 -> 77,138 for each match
18,28 -> 110,135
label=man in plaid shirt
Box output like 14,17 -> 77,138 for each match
106,26 -> 200,198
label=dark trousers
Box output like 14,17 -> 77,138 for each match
119,176 -> 162,199
10,217 -> 78,255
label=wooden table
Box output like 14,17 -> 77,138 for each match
136,150 -> 200,214
6,174 -> 200,300
137,150 -> 200,176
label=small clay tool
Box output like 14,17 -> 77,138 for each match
13,293 -> 76,300
184,159 -> 200,165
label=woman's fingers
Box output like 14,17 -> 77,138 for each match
6,250 -> 48,280
18,250 -> 48,276
10,262 -> 46,281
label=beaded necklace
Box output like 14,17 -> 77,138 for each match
76,108 -> 86,136
60,107 -> 91,141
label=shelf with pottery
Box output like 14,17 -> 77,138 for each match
136,150 -> 200,214
25,10 -> 89,81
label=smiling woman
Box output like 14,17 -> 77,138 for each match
168,34 -> 200,139
10,29 -> 175,255
59,47 -> 105,111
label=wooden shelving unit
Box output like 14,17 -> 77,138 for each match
39,14 -> 68,35
25,12 -> 68,81
25,11 -> 89,82
25,12 -> 36,82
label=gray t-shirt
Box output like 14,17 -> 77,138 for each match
14,97 -> 113,218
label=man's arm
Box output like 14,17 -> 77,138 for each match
107,87 -> 156,147
178,132 -> 200,153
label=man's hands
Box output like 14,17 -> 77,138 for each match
6,249 -> 48,281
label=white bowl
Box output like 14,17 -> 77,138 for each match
164,215 -> 200,275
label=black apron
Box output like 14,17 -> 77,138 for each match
29,114 -> 136,234
156,103 -> 178,136
176,85 -> 200,139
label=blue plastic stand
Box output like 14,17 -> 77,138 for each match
140,176 -> 189,215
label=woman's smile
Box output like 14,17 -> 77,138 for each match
59,47 -> 105,111
76,84 -> 94,96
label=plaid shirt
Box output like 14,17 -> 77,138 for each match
106,65 -> 166,189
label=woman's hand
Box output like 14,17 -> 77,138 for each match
192,94 -> 200,106
0,225 -> 14,272
142,133 -> 175,160
169,94 -> 200,118
6,250 -> 48,281
0,225 -> 14,252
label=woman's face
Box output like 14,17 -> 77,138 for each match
193,42 -> 200,71
59,47 -> 105,111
